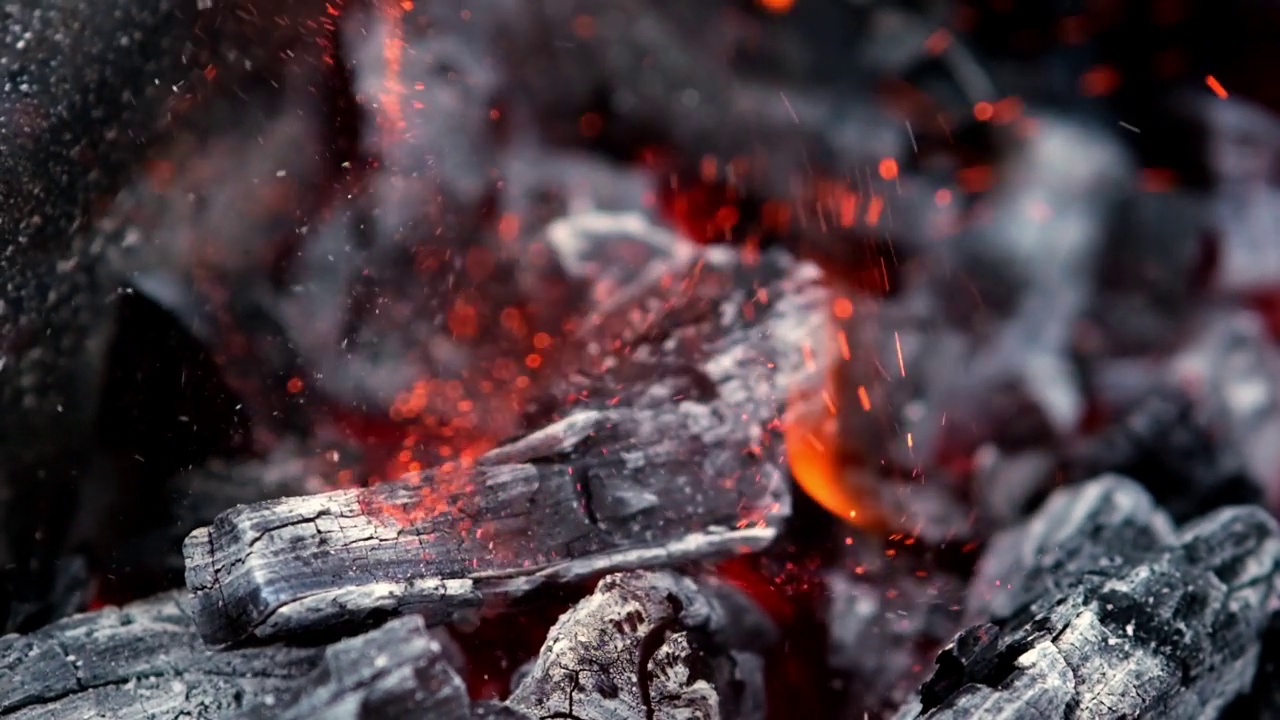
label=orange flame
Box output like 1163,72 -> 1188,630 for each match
783,307 -> 864,526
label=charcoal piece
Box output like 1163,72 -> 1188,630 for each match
0,592 -> 323,719
1090,190 -> 1208,357
860,117 -> 1136,469
1064,386 -> 1260,522
694,576 -> 780,655
1227,613 -> 1280,719
505,570 -> 767,720
1199,96 -> 1280,295
236,615 -> 469,720
901,475 -> 1280,719
964,474 -> 1176,625
1168,309 -> 1280,510
473,703 -> 533,719
184,256 -> 830,645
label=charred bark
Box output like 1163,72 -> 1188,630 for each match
0,592 -> 469,720
235,615 -> 470,720
505,570 -> 766,720
900,476 -> 1280,719
0,593 -> 322,719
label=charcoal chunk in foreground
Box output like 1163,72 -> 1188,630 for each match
898,476 -> 1280,719
0,592 -> 323,720
236,615 -> 469,720
505,570 -> 767,720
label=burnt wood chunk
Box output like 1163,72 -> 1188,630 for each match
0,592 -> 323,719
505,570 -> 766,720
236,615 -> 470,720
184,256 -> 829,645
899,475 -> 1280,719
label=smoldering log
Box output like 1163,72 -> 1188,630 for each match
504,570 -> 767,720
0,592 -> 323,720
898,476 -> 1280,719
184,253 -> 830,646
235,615 -> 470,720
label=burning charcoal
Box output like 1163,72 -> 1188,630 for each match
183,256 -> 830,645
505,570 -> 767,720
1168,309 -> 1280,510
1063,387 -> 1260,523
236,615 -> 470,720
0,592 -> 324,719
901,475 -> 1280,719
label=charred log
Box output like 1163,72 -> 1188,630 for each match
0,593 -> 322,719
900,475 -> 1280,719
236,615 -> 470,720
505,570 -> 767,720
183,254 -> 829,646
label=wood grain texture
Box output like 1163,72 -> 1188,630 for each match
0,593 -> 321,719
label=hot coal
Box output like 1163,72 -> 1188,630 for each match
183,249 -> 826,645
903,476 -> 1280,719
506,570 -> 768,720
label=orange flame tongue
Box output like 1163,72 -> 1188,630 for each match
784,391 -> 864,526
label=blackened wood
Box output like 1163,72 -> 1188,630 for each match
184,254 -> 830,645
236,615 -> 470,720
505,570 -> 766,720
899,476 -> 1280,719
0,592 -> 323,719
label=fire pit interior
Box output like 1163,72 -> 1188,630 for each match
4,0 -> 1280,718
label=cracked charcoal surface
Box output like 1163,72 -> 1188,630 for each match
0,592 -> 323,719
505,570 -> 767,720
0,593 -> 469,720
898,475 -> 1280,720
183,248 -> 829,645
235,615 -> 470,720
